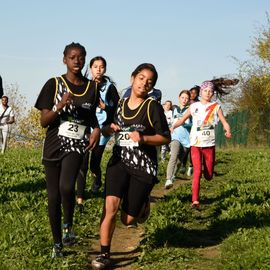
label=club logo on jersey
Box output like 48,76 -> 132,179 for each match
81,103 -> 92,110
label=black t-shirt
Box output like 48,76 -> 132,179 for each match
35,75 -> 100,165
110,97 -> 170,179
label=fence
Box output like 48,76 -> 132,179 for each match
216,111 -> 249,147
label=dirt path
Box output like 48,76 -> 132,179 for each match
88,177 -> 190,269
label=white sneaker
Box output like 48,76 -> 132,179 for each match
187,166 -> 193,176
165,179 -> 173,189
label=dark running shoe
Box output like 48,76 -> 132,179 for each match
91,253 -> 111,269
51,242 -> 63,259
62,224 -> 76,246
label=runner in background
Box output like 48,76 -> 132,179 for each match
35,42 -> 100,258
186,85 -> 200,176
161,100 -> 173,161
171,78 -> 238,210
91,63 -> 170,269
76,56 -> 119,212
0,95 -> 15,153
165,90 -> 191,189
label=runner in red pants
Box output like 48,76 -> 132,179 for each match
171,78 -> 238,209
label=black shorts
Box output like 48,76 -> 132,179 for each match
105,161 -> 155,217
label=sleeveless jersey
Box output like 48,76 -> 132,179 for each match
112,97 -> 158,177
42,76 -> 98,162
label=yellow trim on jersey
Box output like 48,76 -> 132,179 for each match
121,97 -> 152,120
54,77 -> 58,102
147,98 -> 154,127
60,76 -> 90,96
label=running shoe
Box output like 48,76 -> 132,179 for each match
51,242 -> 63,259
187,166 -> 193,176
92,174 -> 102,193
127,222 -> 138,229
62,224 -> 76,246
137,197 -> 151,224
91,253 -> 111,269
191,201 -> 200,211
165,179 -> 173,189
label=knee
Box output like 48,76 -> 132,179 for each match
103,204 -> 119,221
60,184 -> 74,198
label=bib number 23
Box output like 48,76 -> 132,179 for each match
58,121 -> 86,140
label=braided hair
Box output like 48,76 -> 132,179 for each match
63,42 -> 86,57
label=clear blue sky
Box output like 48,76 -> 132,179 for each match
0,0 -> 269,106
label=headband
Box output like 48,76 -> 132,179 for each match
200,81 -> 214,91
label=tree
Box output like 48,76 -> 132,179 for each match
4,83 -> 45,148
231,14 -> 270,145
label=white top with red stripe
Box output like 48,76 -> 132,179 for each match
190,101 -> 220,147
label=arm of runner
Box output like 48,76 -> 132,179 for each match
7,116 -> 15,124
171,107 -> 191,130
102,123 -> 121,136
218,108 -> 232,139
40,92 -> 73,127
85,127 -> 101,151
129,131 -> 170,146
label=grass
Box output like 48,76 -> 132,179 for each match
0,147 -> 270,269
136,149 -> 270,270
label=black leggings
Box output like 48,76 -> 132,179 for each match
45,152 -> 82,244
77,145 -> 106,198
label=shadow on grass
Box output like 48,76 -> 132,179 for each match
143,180 -> 270,249
142,212 -> 270,249
9,179 -> 46,193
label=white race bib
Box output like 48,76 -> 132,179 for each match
115,131 -> 139,147
198,128 -> 215,143
58,121 -> 86,140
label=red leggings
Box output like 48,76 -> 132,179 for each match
191,146 -> 215,202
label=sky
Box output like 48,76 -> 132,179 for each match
0,0 -> 269,107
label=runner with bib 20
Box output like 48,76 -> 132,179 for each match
91,63 -> 171,269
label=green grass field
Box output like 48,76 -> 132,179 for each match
0,148 -> 270,269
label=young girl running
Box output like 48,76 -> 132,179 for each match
165,90 -> 192,189
35,42 -> 100,258
172,79 -> 234,209
76,56 -> 119,211
91,63 -> 170,269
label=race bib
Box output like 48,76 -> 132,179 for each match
197,127 -> 215,143
58,121 -> 86,140
115,131 -> 139,147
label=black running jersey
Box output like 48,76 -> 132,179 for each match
111,97 -> 170,177
35,75 -> 100,165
